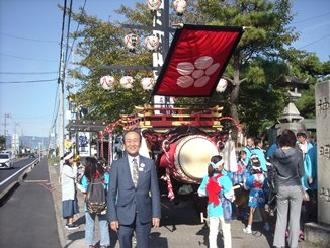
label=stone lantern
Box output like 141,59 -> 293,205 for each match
275,75 -> 309,134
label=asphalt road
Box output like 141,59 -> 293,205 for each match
0,158 -> 61,248
0,157 -> 35,181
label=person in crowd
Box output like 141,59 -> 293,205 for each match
297,132 -> 317,240
242,155 -> 270,234
243,137 -> 255,165
243,137 -> 267,172
231,150 -> 248,185
198,155 -> 234,248
61,151 -> 79,230
81,157 -> 110,248
253,138 -> 267,172
297,132 -> 314,191
229,150 -> 249,220
107,130 -> 161,248
266,135 -> 281,159
271,129 -> 305,248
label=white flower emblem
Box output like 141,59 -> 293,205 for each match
139,163 -> 146,171
176,56 -> 221,88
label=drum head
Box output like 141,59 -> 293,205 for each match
175,135 -> 219,179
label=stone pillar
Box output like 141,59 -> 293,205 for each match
305,80 -> 330,247
315,80 -> 330,225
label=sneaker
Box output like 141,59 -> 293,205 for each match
65,223 -> 79,230
243,227 -> 252,234
263,223 -> 270,232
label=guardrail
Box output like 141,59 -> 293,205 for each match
0,158 -> 39,201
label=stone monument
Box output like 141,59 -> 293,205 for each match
305,80 -> 330,247
316,80 -> 330,224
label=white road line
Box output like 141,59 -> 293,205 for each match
0,160 -> 37,186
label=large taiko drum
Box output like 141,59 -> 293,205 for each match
173,135 -> 219,183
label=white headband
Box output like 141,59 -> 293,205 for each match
210,159 -> 224,169
62,151 -> 74,161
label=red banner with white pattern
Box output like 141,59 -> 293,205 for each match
153,25 -> 243,97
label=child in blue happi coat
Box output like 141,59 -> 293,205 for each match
231,150 -> 249,185
242,155 -> 270,234
230,150 -> 249,220
198,155 -> 234,248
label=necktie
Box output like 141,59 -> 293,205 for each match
132,158 -> 139,187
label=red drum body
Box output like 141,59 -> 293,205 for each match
160,135 -> 219,184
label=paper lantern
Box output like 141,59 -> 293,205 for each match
144,34 -> 160,51
141,77 -> 155,90
120,76 -> 134,89
147,0 -> 162,11
124,33 -> 140,52
173,0 -> 187,15
100,75 -> 115,90
216,78 -> 228,93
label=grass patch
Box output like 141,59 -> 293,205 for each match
48,156 -> 60,167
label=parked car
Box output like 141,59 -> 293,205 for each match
0,153 -> 13,169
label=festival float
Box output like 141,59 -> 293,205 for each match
97,25 -> 244,209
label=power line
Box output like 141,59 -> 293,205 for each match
292,11 -> 330,24
62,0 -> 74,82
299,33 -> 330,49
0,52 -> 58,63
58,0 -> 68,85
0,79 -> 57,84
0,32 -> 58,44
50,84 -> 60,131
66,0 -> 87,64
64,0 -> 74,66
0,71 -> 57,75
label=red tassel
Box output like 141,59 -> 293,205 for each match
206,174 -> 223,206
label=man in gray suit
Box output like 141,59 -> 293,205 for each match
108,130 -> 161,248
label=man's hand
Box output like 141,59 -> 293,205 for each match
110,221 -> 119,232
152,218 -> 160,228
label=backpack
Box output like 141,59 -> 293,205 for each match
85,176 -> 107,214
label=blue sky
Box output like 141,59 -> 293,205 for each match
0,0 -> 329,138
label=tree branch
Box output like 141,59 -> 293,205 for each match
223,76 -> 233,84
239,78 -> 247,84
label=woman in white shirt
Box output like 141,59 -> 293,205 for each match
61,151 -> 79,230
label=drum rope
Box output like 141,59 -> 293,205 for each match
160,167 -> 175,200
161,140 -> 175,200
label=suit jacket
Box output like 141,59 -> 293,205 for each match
107,154 -> 161,225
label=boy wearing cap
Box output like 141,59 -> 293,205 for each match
61,151 -> 79,230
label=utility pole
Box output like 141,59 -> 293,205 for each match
3,113 -> 11,149
59,50 -> 65,159
12,122 -> 19,155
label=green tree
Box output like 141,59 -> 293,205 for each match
68,1 -> 328,136
197,0 -> 299,134
285,52 -> 330,119
68,4 -> 154,123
